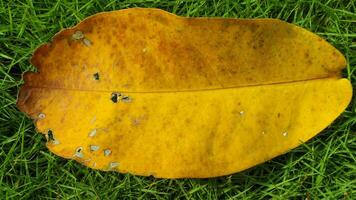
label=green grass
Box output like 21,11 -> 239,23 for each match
0,0 -> 355,199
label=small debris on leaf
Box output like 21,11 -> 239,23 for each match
72,30 -> 84,40
104,149 -> 111,156
109,162 -> 119,169
83,38 -> 92,46
74,147 -> 84,158
38,113 -> 46,119
90,145 -> 100,151
88,129 -> 97,137
282,131 -> 288,137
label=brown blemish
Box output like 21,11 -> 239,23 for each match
17,86 -> 32,107
185,118 -> 191,125
151,12 -> 169,25
249,23 -> 260,32
105,35 -> 112,43
131,118 -> 141,126
221,20 -> 232,31
257,38 -> 265,48
131,114 -> 148,127
304,52 -> 309,59
60,116 -> 65,123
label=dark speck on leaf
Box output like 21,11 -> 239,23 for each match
111,92 -> 121,103
47,129 -> 54,141
93,72 -> 100,80
122,95 -> 132,103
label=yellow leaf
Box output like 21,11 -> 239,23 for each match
17,8 -> 352,178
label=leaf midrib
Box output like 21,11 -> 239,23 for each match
22,76 -> 342,94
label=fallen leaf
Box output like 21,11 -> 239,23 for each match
17,8 -> 352,178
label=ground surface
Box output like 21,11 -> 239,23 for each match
0,0 -> 355,199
